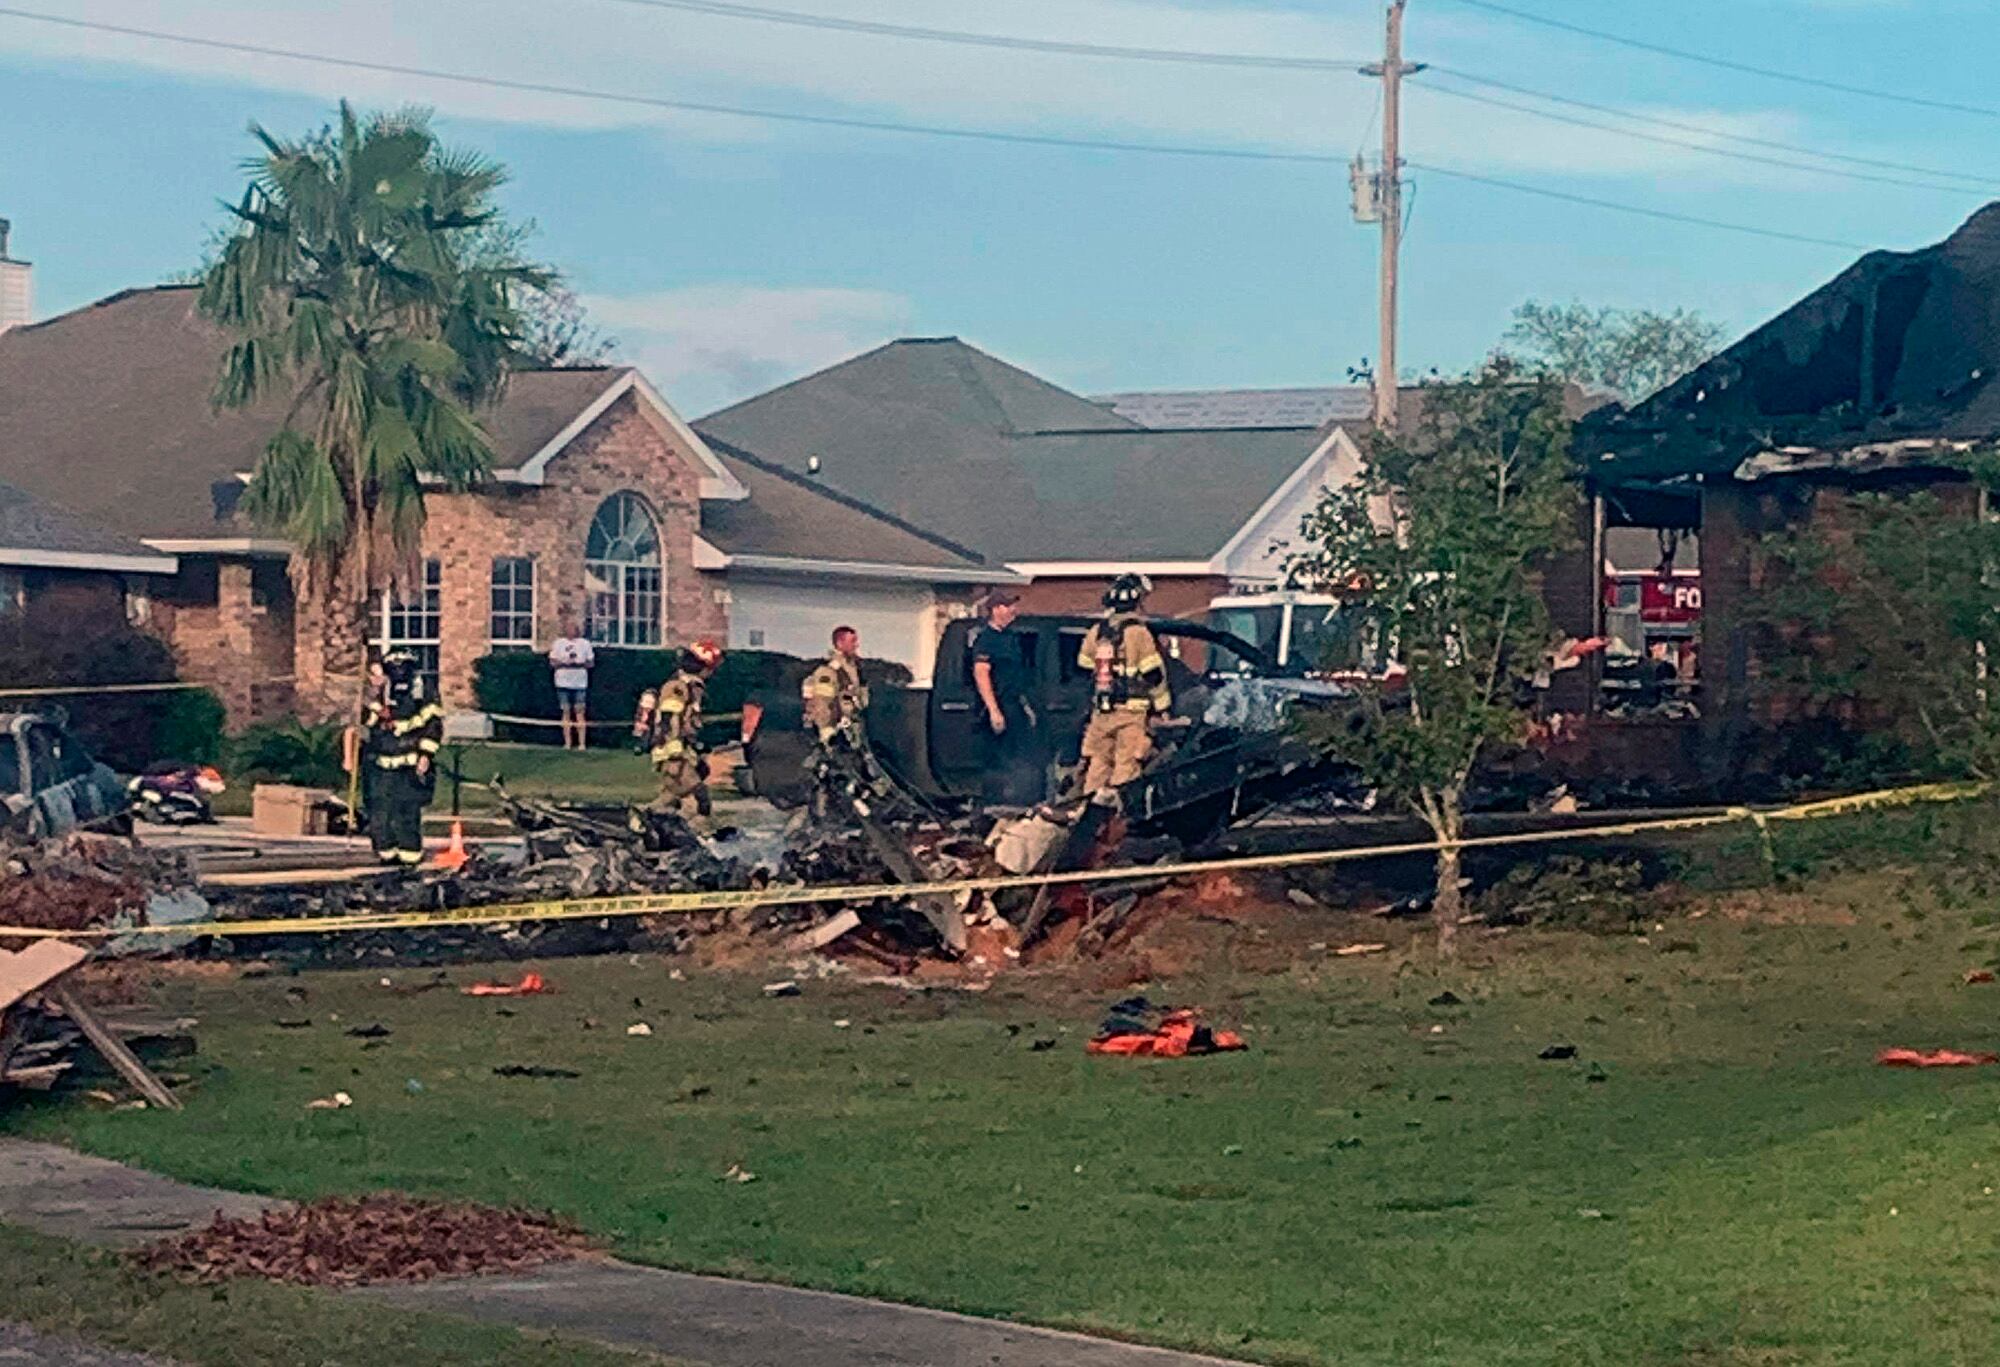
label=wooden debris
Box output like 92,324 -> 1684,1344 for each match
0,942 -> 187,1110
790,909 -> 861,952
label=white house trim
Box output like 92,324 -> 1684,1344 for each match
1007,559 -> 1219,578
509,369 -> 748,500
691,534 -> 730,571
1213,427 -> 1363,578
0,547 -> 179,574
703,547 -> 1020,586
142,537 -> 291,558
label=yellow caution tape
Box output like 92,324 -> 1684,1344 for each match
0,780 -> 1985,943
0,680 -> 259,699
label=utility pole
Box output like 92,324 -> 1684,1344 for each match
1356,2 -> 1422,429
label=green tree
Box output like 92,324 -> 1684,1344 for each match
1287,362 -> 1577,954
1504,300 -> 1723,402
199,102 -> 549,713
1749,465 -> 2000,782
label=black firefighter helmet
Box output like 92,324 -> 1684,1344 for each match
382,649 -> 425,700
1102,572 -> 1152,612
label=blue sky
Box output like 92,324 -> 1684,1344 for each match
2,0 -> 1996,415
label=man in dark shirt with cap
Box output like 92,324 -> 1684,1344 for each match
970,591 -> 1042,805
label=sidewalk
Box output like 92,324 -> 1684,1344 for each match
0,1141 -> 1250,1367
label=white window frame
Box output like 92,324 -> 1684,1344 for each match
584,492 -> 665,647
379,558 -> 443,690
489,555 -> 537,647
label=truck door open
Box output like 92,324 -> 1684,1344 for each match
927,620 -> 989,790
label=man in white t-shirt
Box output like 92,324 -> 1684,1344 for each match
548,615 -> 596,751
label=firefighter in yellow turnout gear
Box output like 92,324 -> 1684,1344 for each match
643,640 -> 723,820
1076,574 -> 1172,797
367,650 -> 443,867
802,625 -> 870,743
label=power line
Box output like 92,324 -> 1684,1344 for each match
1445,0 -> 2000,121
1416,83 -> 1986,196
0,5 -> 1881,251
1407,162 -> 1873,250
584,0 -> 2000,191
0,6 -> 1338,164
1427,66 -> 2000,190
593,0 -> 1368,69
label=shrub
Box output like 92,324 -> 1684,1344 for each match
0,601 -> 182,771
154,688 -> 228,765
472,647 -> 912,746
230,718 -> 349,788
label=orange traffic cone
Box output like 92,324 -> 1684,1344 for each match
433,819 -> 469,871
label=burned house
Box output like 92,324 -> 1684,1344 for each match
1575,204 -> 2000,791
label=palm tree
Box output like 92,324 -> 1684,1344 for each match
200,102 -> 548,716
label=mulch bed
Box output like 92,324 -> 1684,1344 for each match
132,1195 -> 595,1286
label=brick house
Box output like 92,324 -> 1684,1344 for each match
0,287 -> 1007,724
1578,203 -> 2000,789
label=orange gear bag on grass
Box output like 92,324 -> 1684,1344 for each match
1088,1008 -> 1246,1058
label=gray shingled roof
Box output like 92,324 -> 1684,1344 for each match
1095,387 -> 1374,430
0,479 -> 174,569
697,338 -> 1326,563
699,436 -> 992,572
0,287 -> 649,540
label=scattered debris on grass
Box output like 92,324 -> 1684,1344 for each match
493,1063 -> 582,1079
304,1091 -> 352,1110
1539,1044 -> 1577,1060
133,1195 -> 592,1285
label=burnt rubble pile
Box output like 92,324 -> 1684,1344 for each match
0,834 -> 201,942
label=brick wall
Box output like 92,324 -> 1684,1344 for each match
1700,471 -> 1978,788
291,390 -> 730,713
1539,492 -> 1602,716
153,556 -> 296,726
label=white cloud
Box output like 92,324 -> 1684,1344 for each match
0,0 -> 1832,181
587,284 -> 913,415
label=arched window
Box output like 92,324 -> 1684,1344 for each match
584,492 -> 663,646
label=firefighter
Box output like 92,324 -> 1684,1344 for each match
647,639 -> 724,820
368,649 -> 443,868
802,625 -> 870,744
1075,573 -> 1172,797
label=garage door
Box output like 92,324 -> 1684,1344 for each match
726,575 -> 938,680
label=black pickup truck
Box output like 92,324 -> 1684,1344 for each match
740,614 -> 1357,836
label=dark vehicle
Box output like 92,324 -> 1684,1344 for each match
0,711 -> 132,840
741,615 -> 1357,836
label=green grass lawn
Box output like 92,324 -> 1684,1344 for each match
446,741 -> 660,809
9,849 -> 2000,1365
0,1224 -> 653,1366
213,742 -> 660,818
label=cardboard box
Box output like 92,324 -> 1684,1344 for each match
252,784 -> 334,837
